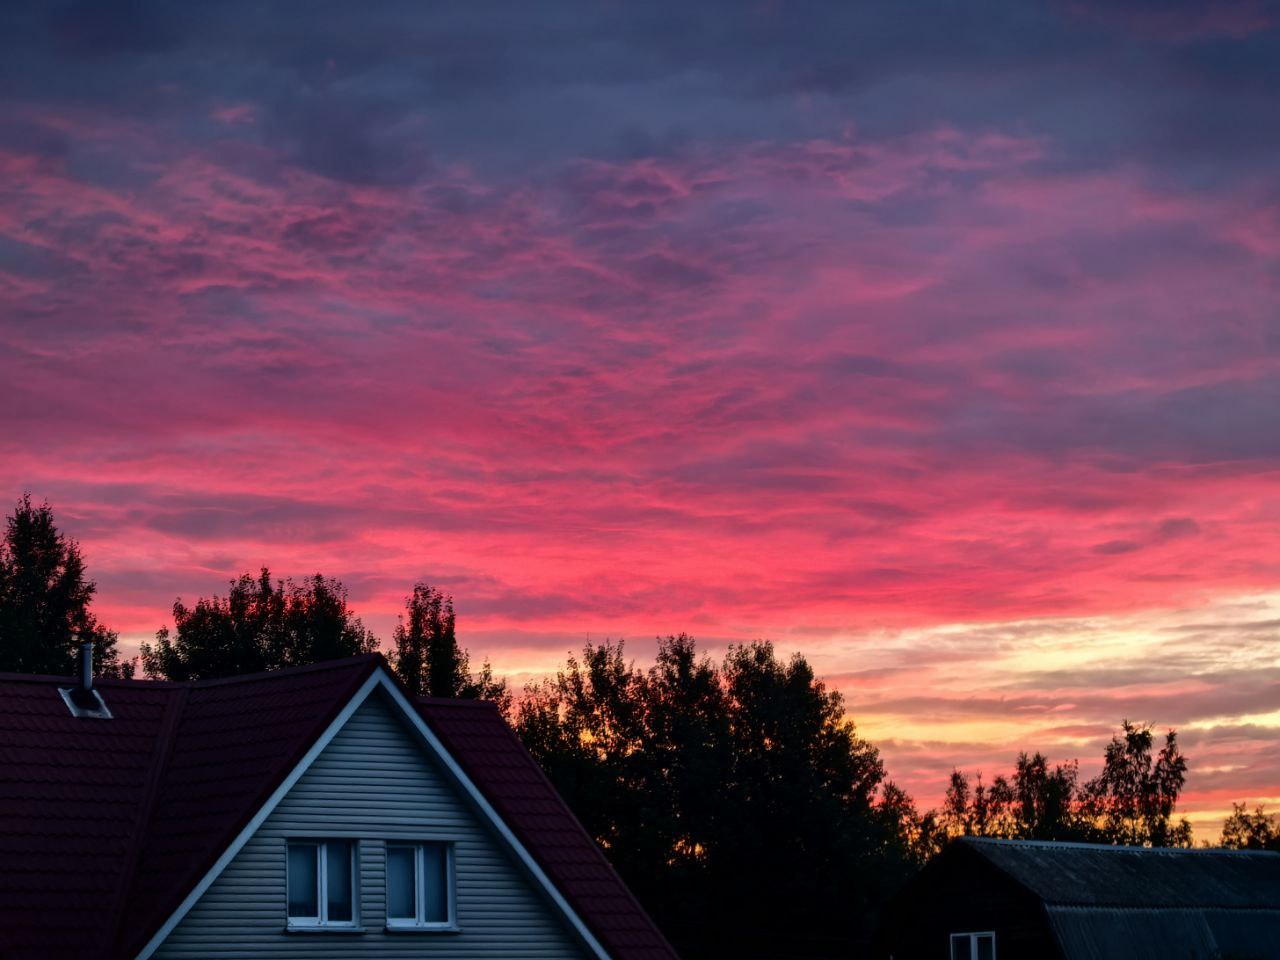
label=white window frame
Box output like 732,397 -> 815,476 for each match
285,839 -> 359,930
384,841 -> 457,931
950,931 -> 996,960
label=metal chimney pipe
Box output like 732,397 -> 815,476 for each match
79,640 -> 93,692
62,638 -> 109,717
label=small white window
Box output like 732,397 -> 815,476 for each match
385,842 -> 455,929
287,840 -> 357,928
950,931 -> 996,960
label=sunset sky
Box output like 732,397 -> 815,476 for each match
3,1 -> 1279,836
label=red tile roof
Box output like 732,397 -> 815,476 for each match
418,697 -> 680,960
0,655 -> 678,960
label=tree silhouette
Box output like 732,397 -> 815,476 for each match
1219,802 -> 1278,851
389,582 -> 509,708
1081,720 -> 1191,847
942,753 -> 1082,841
1012,751 -> 1080,840
141,568 -> 376,680
941,721 -> 1191,846
516,635 -> 913,960
943,769 -> 1013,838
0,494 -> 129,677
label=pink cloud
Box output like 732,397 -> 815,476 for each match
2,113 -> 1278,838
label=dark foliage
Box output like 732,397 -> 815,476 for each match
515,634 -> 918,960
1219,802 -> 1279,851
941,720 -> 1192,847
140,568 -> 377,680
389,582 -> 509,709
1080,720 -> 1191,847
940,754 -> 1083,844
0,494 -> 129,677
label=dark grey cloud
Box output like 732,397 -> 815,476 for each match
942,375 -> 1280,466
1,0 -> 1276,185
1093,539 -> 1143,555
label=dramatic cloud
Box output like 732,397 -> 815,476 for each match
2,0 -> 1278,833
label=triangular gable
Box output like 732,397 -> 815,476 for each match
132,665 -> 612,960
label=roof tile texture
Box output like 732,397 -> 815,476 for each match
420,698 -> 680,960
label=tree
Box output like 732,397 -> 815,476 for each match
1011,751 -> 1080,840
941,769 -> 1015,838
1219,803 -> 1279,851
0,494 -> 129,677
141,568 -> 377,680
939,726 -> 1189,846
942,753 -> 1082,841
1081,719 -> 1192,847
515,635 -> 912,960
388,583 -> 509,709
879,780 -> 945,863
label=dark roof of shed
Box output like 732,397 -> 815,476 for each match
0,655 -> 677,960
959,837 -> 1280,910
1046,905 -> 1280,960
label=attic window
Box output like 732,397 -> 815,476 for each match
287,840 -> 356,929
385,842 -> 455,930
951,932 -> 995,960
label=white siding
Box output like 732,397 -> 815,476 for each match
152,692 -> 592,959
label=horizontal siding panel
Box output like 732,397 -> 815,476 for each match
153,692 -> 590,960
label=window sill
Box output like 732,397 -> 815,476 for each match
385,922 -> 461,934
285,922 -> 364,934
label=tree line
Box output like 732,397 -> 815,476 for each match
933,724 -> 1193,848
3,495 -> 1277,958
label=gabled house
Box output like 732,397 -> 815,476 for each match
0,653 -> 680,960
874,836 -> 1280,960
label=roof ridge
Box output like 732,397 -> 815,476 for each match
961,837 -> 1280,857
106,685 -> 190,959
0,671 -> 181,687
1049,904 -> 1280,913
180,653 -> 385,688
0,654 -> 386,690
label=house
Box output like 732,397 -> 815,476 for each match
874,836 -> 1280,960
0,652 -> 680,960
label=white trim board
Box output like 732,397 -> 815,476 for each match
134,667 -> 612,960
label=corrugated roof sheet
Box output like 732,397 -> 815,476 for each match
1048,906 -> 1224,960
0,655 -> 677,960
961,837 -> 1280,908
962,839 -> 1280,960
1206,909 -> 1280,959
1047,907 -> 1280,960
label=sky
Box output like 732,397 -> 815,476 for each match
2,0 -> 1279,836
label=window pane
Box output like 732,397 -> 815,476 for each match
326,841 -> 353,922
386,846 -> 417,920
977,935 -> 995,960
422,843 -> 449,923
287,844 -> 319,918
950,935 -> 973,960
